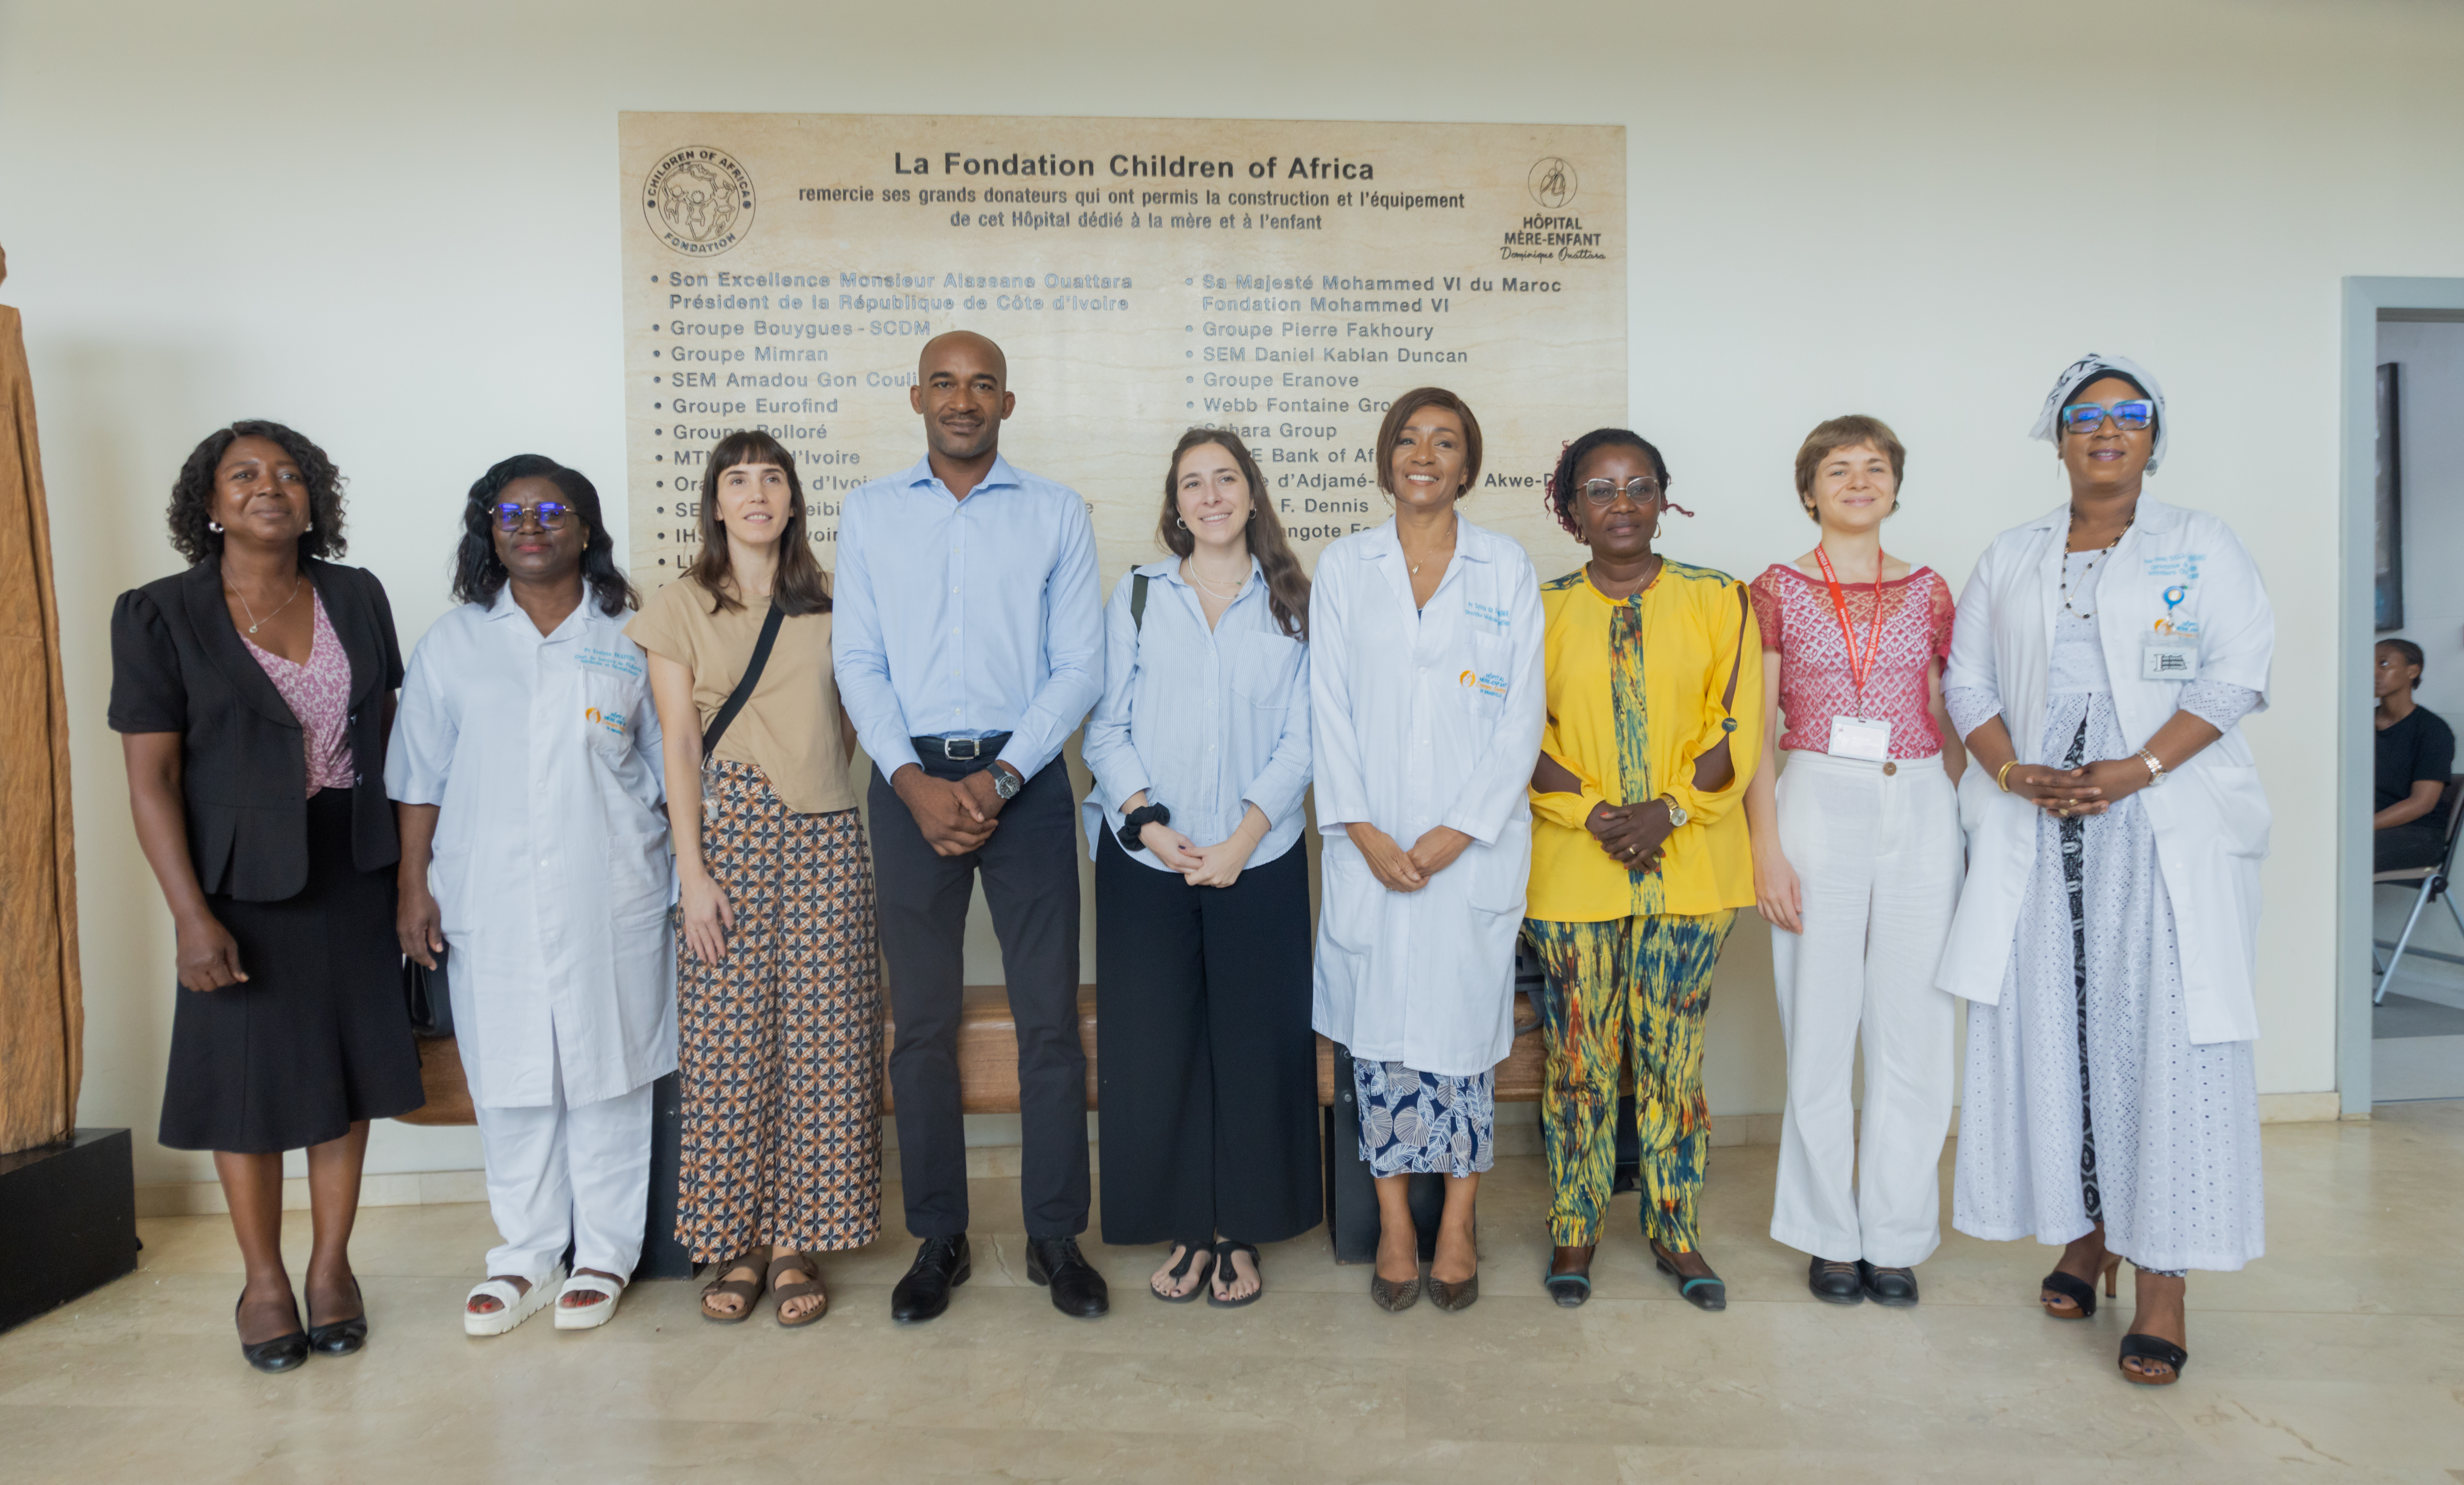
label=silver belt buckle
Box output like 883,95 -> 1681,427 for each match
943,736 -> 980,760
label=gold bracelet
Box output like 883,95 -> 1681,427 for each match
1995,760 -> 2019,793
2135,748 -> 2167,786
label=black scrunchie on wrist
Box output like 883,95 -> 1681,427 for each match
1119,803 -> 1171,853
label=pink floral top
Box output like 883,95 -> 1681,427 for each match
243,590 -> 356,794
1748,562 -> 1955,759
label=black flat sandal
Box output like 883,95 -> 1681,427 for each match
1207,1241 -> 1262,1309
1151,1240 -> 1215,1304
306,1278 -> 368,1355
1651,1242 -> 1726,1312
2119,1333 -> 2188,1386
236,1297 -> 309,1374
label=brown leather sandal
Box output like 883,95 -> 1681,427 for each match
767,1250 -> 827,1328
699,1251 -> 766,1324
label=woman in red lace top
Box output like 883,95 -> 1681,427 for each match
1741,415 -> 1965,1309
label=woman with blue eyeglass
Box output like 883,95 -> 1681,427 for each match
390,455 -> 674,1336
1940,355 -> 2274,1387
1086,429 -> 1319,1309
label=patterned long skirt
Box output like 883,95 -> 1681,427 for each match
1524,911 -> 1737,1249
674,761 -> 882,1262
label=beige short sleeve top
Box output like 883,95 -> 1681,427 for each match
625,577 -> 855,815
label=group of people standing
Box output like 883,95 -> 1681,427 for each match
113,335 -> 2272,1391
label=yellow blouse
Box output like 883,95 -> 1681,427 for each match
1527,560 -> 1763,922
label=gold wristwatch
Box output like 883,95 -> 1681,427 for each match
1660,794 -> 1689,828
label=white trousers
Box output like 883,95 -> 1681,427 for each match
473,1044 -> 655,1282
1768,749 -> 1963,1268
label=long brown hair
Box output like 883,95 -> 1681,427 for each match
684,429 -> 831,616
1159,428 -> 1309,641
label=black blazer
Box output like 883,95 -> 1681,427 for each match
109,557 -> 405,901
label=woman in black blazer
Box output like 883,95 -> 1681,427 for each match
110,420 -> 422,1372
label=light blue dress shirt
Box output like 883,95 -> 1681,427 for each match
832,453 -> 1104,781
1079,558 -> 1312,873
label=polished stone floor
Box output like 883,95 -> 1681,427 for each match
7,1103 -> 2464,1483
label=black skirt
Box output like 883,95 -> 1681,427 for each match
159,789 -> 423,1152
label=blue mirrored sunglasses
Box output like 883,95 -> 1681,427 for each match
491,501 -> 574,532
2060,399 -> 2155,435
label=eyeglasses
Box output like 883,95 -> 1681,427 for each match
2059,400 -> 2155,435
1579,477 -> 1662,506
491,501 -> 574,532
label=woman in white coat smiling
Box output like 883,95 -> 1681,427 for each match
1940,354 -> 2274,1387
1311,386 -> 1546,1315
390,455 -> 674,1335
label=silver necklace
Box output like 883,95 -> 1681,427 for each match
2060,512 -> 2131,620
229,576 -> 305,635
1184,561 -> 1246,599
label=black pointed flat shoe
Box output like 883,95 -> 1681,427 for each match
236,1298 -> 309,1374
1546,1244 -> 1595,1308
1653,1243 -> 1726,1311
1858,1261 -> 1918,1307
1426,1272 -> 1479,1312
307,1278 -> 367,1354
1368,1270 -> 1420,1312
1808,1257 -> 1864,1305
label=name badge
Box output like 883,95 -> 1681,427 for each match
2141,632 -> 2200,681
1828,714 -> 1892,761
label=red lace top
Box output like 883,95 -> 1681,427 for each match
1749,562 -> 1955,759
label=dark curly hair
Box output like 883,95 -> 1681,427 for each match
1543,428 -> 1689,540
166,420 -> 347,564
451,454 -> 638,617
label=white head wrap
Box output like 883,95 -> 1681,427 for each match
2029,352 -> 2167,474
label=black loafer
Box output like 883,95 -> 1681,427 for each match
890,1234 -> 971,1322
1808,1257 -> 1864,1305
1858,1261 -> 1919,1307
306,1278 -> 368,1354
1026,1236 -> 1109,1318
236,1298 -> 309,1374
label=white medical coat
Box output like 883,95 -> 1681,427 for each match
385,589 -> 678,1108
1310,517 -> 1546,1078
1936,497 -> 2275,1044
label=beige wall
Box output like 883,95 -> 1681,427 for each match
6,0 -> 2461,1185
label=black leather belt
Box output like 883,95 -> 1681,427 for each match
912,732 -> 1013,762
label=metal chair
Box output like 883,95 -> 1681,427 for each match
2372,772 -> 2464,1005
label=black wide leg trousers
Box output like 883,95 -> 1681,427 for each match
871,753 -> 1088,1241
1094,830 -> 1321,1247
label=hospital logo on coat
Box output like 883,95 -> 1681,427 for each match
644,146 -> 754,257
1459,670 -> 1508,699
586,706 -> 628,736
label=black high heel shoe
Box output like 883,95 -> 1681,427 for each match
2118,1333 -> 2188,1385
236,1297 -> 310,1374
306,1278 -> 367,1356
2039,1253 -> 2120,1319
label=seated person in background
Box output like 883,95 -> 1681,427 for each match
2376,638 -> 2455,872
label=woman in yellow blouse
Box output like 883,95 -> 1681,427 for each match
1527,428 -> 1761,1309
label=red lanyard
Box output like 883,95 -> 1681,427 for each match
1812,546 -> 1882,716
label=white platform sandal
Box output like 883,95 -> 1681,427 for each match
463,1265 -> 563,1337
553,1271 -> 626,1331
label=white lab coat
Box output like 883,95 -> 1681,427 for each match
385,588 -> 678,1108
1310,517 -> 1546,1078
1936,497 -> 2275,1044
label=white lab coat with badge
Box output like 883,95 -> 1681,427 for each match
1937,496 -> 2274,1045
386,588 -> 679,1110
1310,517 -> 1546,1079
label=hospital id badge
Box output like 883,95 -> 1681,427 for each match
2141,632 -> 2201,682
1828,714 -> 1893,761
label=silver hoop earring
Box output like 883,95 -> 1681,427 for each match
209,520 -> 224,533
1175,516 -> 1188,530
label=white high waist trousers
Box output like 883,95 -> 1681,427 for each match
472,1038 -> 656,1283
1767,748 -> 1963,1268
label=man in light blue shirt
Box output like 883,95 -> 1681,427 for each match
833,331 -> 1106,1322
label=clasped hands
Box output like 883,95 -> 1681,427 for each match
2004,756 -> 2152,819
894,761 -> 1015,857
1346,820 -> 1473,892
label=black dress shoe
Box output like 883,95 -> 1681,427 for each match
235,1298 -> 309,1374
1808,1256 -> 1865,1305
1858,1260 -> 1919,1307
307,1278 -> 367,1354
890,1234 -> 971,1322
1026,1236 -> 1109,1318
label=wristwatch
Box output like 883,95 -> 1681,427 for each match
1659,795 -> 1689,828
1119,802 -> 1170,851
989,762 -> 1024,800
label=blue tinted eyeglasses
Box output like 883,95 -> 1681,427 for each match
492,501 -> 574,532
2060,400 -> 2155,435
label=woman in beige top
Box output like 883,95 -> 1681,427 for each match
627,429 -> 878,1327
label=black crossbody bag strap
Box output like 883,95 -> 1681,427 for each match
1129,572 -> 1150,634
702,597 -> 785,757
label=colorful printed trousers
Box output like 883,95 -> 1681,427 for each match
1523,911 -> 1736,1249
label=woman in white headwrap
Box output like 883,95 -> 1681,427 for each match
1938,354 -> 2273,1387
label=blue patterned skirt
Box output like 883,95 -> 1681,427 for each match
1354,1061 -> 1495,1177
